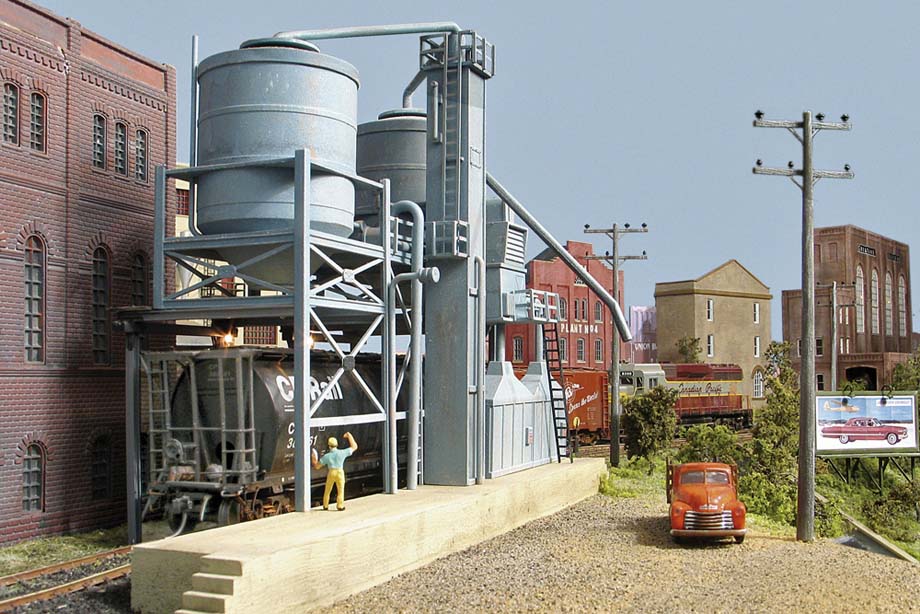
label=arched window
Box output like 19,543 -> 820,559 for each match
24,235 -> 45,363
92,114 -> 106,169
753,371 -> 764,398
594,301 -> 602,323
559,337 -> 568,362
131,253 -> 148,306
22,443 -> 44,512
582,299 -> 588,321
92,247 -> 111,364
899,276 -> 907,337
29,92 -> 45,152
3,82 -> 19,144
871,269 -> 879,335
594,338 -> 603,362
135,129 -> 148,181
885,272 -> 893,336
91,436 -> 113,500
559,297 -> 567,321
855,265 -> 865,333
512,336 -> 523,363
576,338 -> 585,362
114,122 -> 128,175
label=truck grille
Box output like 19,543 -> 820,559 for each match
684,510 -> 734,530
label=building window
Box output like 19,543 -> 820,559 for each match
93,114 -> 106,169
244,326 -> 278,346
816,373 -> 825,391
512,336 -> 523,362
92,247 -> 111,364
754,336 -> 760,358
753,302 -> 760,324
706,298 -> 714,321
559,297 -> 567,321
3,82 -> 19,144
797,338 -> 801,357
855,265 -> 865,333
131,253 -> 148,306
114,122 -> 128,175
899,276 -> 907,337
885,272 -> 893,336
594,301 -> 602,323
135,129 -> 148,181
29,93 -> 45,152
559,337 -> 568,362
845,338 -> 850,354
177,188 -> 190,215
576,338 -> 585,362
91,436 -> 113,500
24,235 -> 45,363
22,443 -> 44,512
706,334 -> 714,357
594,338 -> 603,362
871,269 -> 879,335
582,299 -> 588,321
816,337 -> 823,357
753,371 -> 764,398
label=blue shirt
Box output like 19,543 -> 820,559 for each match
320,447 -> 353,470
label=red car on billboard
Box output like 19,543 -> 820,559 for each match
821,417 -> 908,445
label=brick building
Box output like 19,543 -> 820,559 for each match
655,260 -> 772,407
0,0 -> 175,543
504,240 -> 624,371
782,225 -> 912,390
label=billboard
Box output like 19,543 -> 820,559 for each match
816,393 -> 918,454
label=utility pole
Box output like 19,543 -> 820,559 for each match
752,110 -> 853,542
584,223 -> 648,467
821,281 -> 856,391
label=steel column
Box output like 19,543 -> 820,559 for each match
125,328 -> 143,544
293,149 -> 312,511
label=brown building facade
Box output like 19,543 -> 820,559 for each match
504,241 -> 624,371
0,0 -> 175,543
782,225 -> 912,390
655,260 -> 772,406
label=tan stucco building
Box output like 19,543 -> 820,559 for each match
655,260 -> 772,407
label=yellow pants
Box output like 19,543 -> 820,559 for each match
322,468 -> 345,510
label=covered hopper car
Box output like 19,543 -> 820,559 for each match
144,348 -> 406,533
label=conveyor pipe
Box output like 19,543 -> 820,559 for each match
402,70 -> 426,109
275,22 -> 461,41
486,172 -> 632,342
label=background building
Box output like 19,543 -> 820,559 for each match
505,240 -> 624,371
655,260 -> 772,406
628,305 -> 657,363
0,0 -> 175,542
782,225 -> 912,390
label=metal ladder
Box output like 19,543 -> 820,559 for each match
145,357 -> 174,482
542,323 -> 569,462
216,356 -> 259,486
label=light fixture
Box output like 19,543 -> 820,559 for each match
223,333 -> 234,345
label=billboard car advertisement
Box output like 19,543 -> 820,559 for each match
816,393 -> 918,454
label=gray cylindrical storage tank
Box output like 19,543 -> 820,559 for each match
196,40 -> 359,240
356,108 -> 426,216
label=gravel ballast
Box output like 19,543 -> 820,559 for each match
327,494 -> 920,613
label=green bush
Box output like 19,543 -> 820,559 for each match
621,387 -> 679,472
675,424 -> 746,465
862,481 -> 920,542
738,471 -> 796,525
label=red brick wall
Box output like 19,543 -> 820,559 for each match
505,241 -> 625,372
0,0 -> 175,544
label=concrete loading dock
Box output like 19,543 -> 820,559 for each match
132,458 -> 606,613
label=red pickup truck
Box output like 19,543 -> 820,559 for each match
667,462 -> 747,544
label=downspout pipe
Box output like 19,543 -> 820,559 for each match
402,70 -> 427,109
391,200 -> 426,490
474,254 -> 486,486
486,172 -> 632,343
274,22 -> 461,41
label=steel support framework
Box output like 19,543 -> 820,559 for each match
122,152 -> 424,542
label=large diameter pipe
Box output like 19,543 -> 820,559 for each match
275,22 -> 460,40
486,173 -> 632,342
402,70 -> 426,109
392,200 -> 426,490
187,35 -> 201,236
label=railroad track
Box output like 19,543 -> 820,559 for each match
0,546 -> 131,612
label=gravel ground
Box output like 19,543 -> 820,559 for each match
14,490 -> 920,613
327,495 -> 920,614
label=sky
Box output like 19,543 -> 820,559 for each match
38,0 -> 919,341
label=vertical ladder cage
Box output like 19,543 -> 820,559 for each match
542,323 -> 569,462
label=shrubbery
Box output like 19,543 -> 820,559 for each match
622,387 -> 678,472
861,481 -> 920,542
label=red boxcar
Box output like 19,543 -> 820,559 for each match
564,369 -> 610,445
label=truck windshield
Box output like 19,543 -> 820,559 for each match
707,471 -> 730,484
681,471 -> 704,484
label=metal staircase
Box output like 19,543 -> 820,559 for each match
542,323 -> 569,462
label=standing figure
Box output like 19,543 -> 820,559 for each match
311,432 -> 358,511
